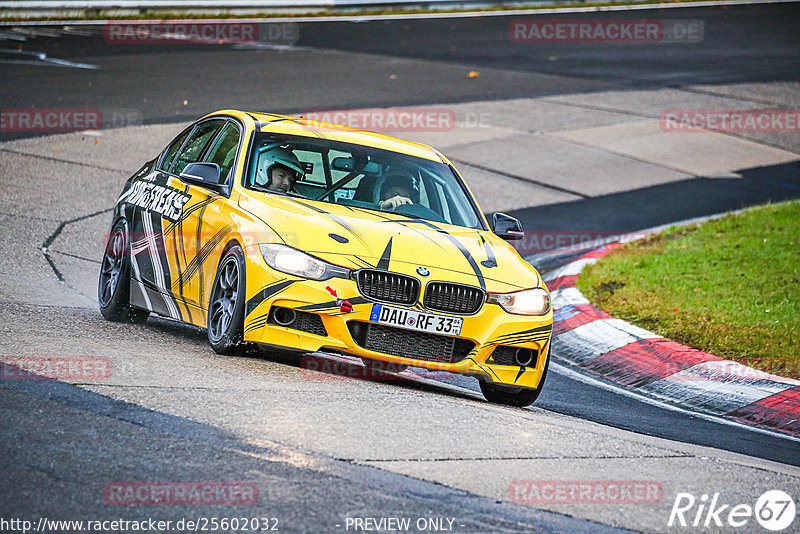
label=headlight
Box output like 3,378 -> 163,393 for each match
259,244 -> 349,281
487,288 -> 550,316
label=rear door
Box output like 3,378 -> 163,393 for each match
127,119 -> 225,321
169,120 -> 243,315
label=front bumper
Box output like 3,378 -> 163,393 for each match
242,249 -> 553,390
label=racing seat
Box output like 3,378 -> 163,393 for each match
352,176 -> 378,203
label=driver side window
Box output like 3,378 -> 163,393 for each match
159,128 -> 191,172
171,120 -> 224,175
204,122 -> 241,183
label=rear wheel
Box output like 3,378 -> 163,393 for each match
208,245 -> 246,354
480,347 -> 550,407
98,220 -> 149,323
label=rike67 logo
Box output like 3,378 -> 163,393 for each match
669,490 -> 795,531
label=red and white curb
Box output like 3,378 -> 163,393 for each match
544,243 -> 800,438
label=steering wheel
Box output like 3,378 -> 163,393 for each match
390,203 -> 446,223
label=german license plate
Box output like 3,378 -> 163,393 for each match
369,303 -> 462,336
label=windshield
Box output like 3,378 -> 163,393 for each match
245,133 -> 484,230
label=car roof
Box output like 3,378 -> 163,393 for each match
205,109 -> 448,164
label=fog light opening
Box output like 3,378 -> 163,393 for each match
272,307 -> 297,327
515,348 -> 535,367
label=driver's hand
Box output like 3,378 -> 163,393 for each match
379,195 -> 413,210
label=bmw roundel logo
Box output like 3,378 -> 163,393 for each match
416,266 -> 430,277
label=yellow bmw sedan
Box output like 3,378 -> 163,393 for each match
99,109 -> 552,406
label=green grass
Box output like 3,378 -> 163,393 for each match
576,201 -> 800,379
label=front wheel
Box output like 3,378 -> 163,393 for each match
480,348 -> 550,407
208,245 -> 246,354
98,220 -> 149,323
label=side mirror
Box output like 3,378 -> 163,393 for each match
180,162 -> 225,194
493,212 -> 524,241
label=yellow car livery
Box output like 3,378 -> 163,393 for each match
99,109 -> 552,406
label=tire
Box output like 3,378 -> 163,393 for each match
207,245 -> 247,354
98,219 -> 149,323
480,347 -> 550,407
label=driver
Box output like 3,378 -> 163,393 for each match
255,146 -> 305,194
379,174 -> 420,210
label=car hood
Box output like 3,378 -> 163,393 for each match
239,193 -> 542,293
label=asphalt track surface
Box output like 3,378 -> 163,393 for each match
1,3 -> 798,133
2,3 -> 800,533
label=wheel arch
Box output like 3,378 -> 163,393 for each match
220,238 -> 244,259
211,236 -> 248,298
206,236 -> 249,353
